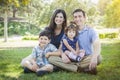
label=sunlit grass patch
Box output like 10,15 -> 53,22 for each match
0,39 -> 120,80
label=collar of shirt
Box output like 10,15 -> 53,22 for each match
38,44 -> 49,50
78,26 -> 89,34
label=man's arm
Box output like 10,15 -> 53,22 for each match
89,38 -> 101,70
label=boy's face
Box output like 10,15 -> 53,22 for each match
67,29 -> 76,39
39,36 -> 50,48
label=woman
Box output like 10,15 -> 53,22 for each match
45,9 -> 67,49
45,9 -> 70,70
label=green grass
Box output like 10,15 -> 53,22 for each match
0,40 -> 120,80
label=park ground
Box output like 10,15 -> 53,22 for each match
0,37 -> 120,80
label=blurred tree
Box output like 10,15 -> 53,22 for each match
0,0 -> 100,37
24,0 -> 85,28
0,0 -> 31,42
27,0 -> 98,27
47,0 -> 98,25
22,0 -> 50,28
97,0 -> 111,15
104,0 -> 120,28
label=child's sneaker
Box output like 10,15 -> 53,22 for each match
24,67 -> 34,73
78,50 -> 85,60
76,56 -> 81,62
76,51 -> 85,62
36,70 -> 49,76
76,56 -> 82,62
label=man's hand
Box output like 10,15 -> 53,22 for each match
89,56 -> 97,70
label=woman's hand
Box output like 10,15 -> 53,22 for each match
45,52 -> 51,58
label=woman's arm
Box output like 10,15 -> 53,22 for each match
45,50 -> 61,58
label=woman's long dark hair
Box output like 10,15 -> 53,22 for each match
48,9 -> 67,35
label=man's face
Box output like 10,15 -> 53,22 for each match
39,36 -> 50,48
73,12 -> 86,26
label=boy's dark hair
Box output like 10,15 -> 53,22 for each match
64,21 -> 78,36
72,9 -> 86,17
39,30 -> 51,39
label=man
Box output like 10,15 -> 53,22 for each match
48,9 -> 102,75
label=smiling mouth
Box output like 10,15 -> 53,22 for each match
56,21 -> 61,23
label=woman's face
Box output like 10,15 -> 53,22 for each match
55,12 -> 64,25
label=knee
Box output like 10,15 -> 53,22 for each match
48,56 -> 55,63
20,55 -> 32,67
97,55 -> 102,65
46,64 -> 54,72
21,60 -> 30,67
48,56 -> 61,65
20,59 -> 25,67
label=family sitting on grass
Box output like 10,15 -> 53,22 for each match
20,8 -> 102,76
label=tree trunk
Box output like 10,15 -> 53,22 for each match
13,10 -> 16,17
4,10 -> 8,42
13,7 -> 17,17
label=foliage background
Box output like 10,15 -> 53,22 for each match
0,0 -> 120,37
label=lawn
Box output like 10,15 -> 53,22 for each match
0,39 -> 120,80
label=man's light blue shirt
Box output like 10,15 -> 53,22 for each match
78,26 -> 99,55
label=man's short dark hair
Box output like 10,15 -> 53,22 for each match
72,9 -> 86,17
